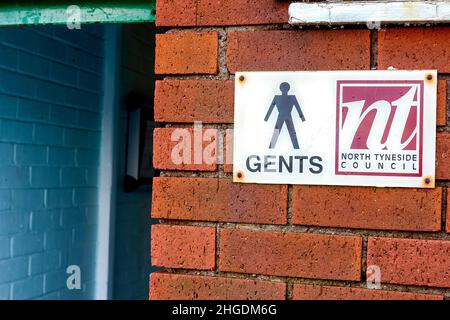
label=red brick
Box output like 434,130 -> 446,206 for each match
224,129 -> 233,173
367,237 -> 450,288
156,0 -> 289,27
197,0 -> 288,26
378,27 -> 450,72
292,284 -> 443,300
151,224 -> 215,270
438,80 -> 447,126
227,30 -> 370,73
219,228 -> 362,281
447,192 -> 450,233
155,32 -> 218,74
292,186 -> 442,232
436,132 -> 450,180
154,80 -> 234,123
153,128 -> 218,171
150,272 -> 286,300
156,0 -> 197,27
152,177 -> 287,224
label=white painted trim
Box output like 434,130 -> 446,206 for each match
95,25 -> 122,300
289,1 -> 450,25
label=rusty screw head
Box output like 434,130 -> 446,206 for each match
237,172 -> 243,179
239,75 -> 245,82
424,177 -> 431,184
427,74 -> 433,81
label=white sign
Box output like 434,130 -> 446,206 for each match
233,71 -> 437,188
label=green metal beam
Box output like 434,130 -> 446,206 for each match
0,1 -> 156,26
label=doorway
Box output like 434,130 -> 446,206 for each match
0,19 -> 156,300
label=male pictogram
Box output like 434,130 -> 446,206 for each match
264,82 -> 305,149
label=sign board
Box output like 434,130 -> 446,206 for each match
233,71 -> 437,188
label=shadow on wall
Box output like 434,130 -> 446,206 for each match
112,23 -> 157,300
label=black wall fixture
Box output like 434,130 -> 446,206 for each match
124,92 -> 154,192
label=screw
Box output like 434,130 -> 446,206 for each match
427,74 -> 433,81
424,177 -> 431,184
239,75 -> 245,82
237,172 -> 243,179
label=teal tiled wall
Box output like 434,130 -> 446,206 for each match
0,25 -> 105,300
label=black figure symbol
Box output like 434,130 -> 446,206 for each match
264,82 -> 305,149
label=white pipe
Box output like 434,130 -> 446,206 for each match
289,1 -> 450,25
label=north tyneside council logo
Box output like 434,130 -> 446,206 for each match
336,80 -> 424,177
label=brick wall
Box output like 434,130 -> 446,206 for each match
0,25 -> 105,299
151,1 -> 450,300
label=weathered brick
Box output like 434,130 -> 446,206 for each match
150,272 -> 286,300
438,80 -> 447,126
378,27 -> 450,72
154,80 -> 234,123
292,186 -> 441,232
227,30 -> 370,73
367,237 -> 450,288
292,284 -> 443,300
447,192 -> 450,233
197,0 -> 288,26
153,128 -> 218,171
156,0 -> 197,27
219,228 -> 362,281
156,0 -> 289,27
152,177 -> 287,224
155,32 -> 218,74
224,129 -> 233,173
151,224 -> 215,270
436,132 -> 450,180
